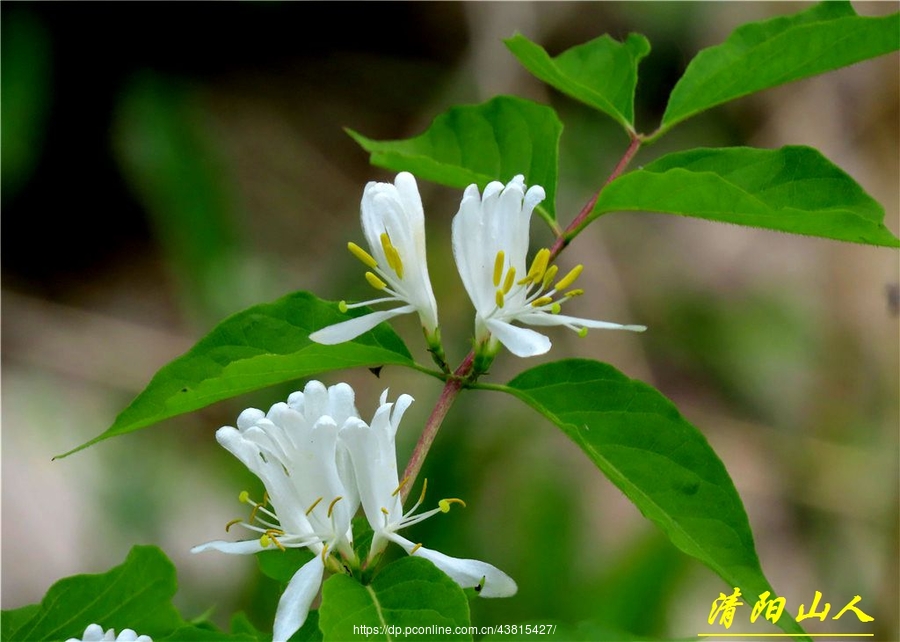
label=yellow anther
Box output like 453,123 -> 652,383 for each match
564,289 -> 584,298
551,303 -> 562,314
392,476 -> 410,497
578,327 -> 589,338
365,271 -> 387,290
438,498 -> 467,513
525,248 -> 551,284
225,518 -> 243,532
495,290 -> 505,309
327,496 -> 343,518
381,507 -> 390,515
541,265 -> 559,290
410,543 -> 423,555
380,233 -> 404,279
338,300 -> 349,313
493,251 -> 505,287
531,296 -> 554,308
502,267 -> 516,294
555,264 -> 583,291
306,497 -> 324,516
239,490 -> 250,503
264,529 -> 286,551
348,242 -> 378,269
416,478 -> 430,506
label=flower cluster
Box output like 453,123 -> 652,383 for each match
311,172 -> 645,362
194,380 -> 515,642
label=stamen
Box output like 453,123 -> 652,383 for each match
365,271 -> 388,290
502,267 -> 516,294
541,265 -> 559,290
338,301 -> 349,313
381,507 -> 390,515
392,476 -> 410,497
320,542 -> 330,562
410,543 -> 423,555
348,242 -> 378,269
416,479 -> 429,507
380,233 -> 404,279
578,327 -> 589,338
306,497 -> 324,516
495,289 -> 505,309
555,264 -> 583,291
525,248 -> 551,285
438,498 -> 466,513
225,518 -> 243,532
239,491 -> 251,504
264,529 -> 286,551
531,296 -> 553,308
493,251 -> 505,287
551,303 -> 562,314
564,289 -> 584,298
327,496 -> 343,518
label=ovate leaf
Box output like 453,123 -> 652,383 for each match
348,96 -> 562,225
505,32 -> 650,133
318,556 -> 471,641
659,1 -> 899,134
498,359 -> 807,639
57,291 -> 414,458
588,146 -> 899,247
5,546 -> 182,641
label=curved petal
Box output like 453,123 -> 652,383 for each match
309,306 -> 414,344
389,534 -> 517,598
519,311 -> 647,332
486,319 -> 551,357
273,555 -> 326,642
191,539 -> 266,555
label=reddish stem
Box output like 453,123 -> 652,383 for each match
400,350 -> 475,502
549,133 -> 642,260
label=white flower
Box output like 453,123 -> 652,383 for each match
310,172 -> 440,347
65,624 -> 151,642
452,175 -> 646,359
192,381 -> 361,642
340,389 -> 517,598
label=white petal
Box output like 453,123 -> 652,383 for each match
519,311 -> 647,332
273,555 -> 325,642
191,539 -> 266,555
390,534 -> 517,598
309,306 -> 414,344
115,630 -> 139,641
486,319 -> 551,357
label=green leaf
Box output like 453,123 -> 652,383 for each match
1,604 -> 40,640
158,625 -> 256,641
257,548 -> 316,585
505,32 -> 650,133
56,291 -> 415,458
348,96 -> 562,225
318,556 -> 471,641
588,146 -> 899,247
6,546 -> 182,641
659,1 -> 900,134
497,359 -> 808,639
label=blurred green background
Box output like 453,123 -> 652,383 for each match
2,3 -> 897,640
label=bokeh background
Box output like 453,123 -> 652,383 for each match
2,2 -> 897,640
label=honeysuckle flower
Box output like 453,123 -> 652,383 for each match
65,624 -> 151,642
192,381 -> 362,642
310,172 -> 441,355
340,389 -> 518,598
452,175 -> 646,360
